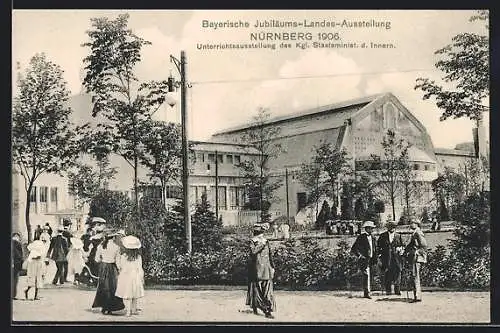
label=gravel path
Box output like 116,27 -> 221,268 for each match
12,284 -> 489,323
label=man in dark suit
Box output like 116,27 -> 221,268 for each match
351,221 -> 377,299
377,221 -> 405,295
404,219 -> 427,303
12,233 -> 24,299
46,228 -> 69,285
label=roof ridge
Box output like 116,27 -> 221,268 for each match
213,93 -> 387,136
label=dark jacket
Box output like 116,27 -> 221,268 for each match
12,239 -> 24,273
47,235 -> 69,262
248,238 -> 275,282
405,228 -> 428,264
351,233 -> 377,267
377,231 -> 404,271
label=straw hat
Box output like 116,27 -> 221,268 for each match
362,221 -> 376,229
121,235 -> 141,249
91,217 -> 107,224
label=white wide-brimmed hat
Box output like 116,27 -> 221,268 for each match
91,217 -> 107,224
121,235 -> 141,249
362,221 -> 376,229
70,237 -> 84,250
27,240 -> 45,252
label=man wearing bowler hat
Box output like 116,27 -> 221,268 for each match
377,221 -> 405,295
404,218 -> 427,302
351,221 -> 377,299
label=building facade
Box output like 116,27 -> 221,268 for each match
12,92 -> 487,238
212,93 -> 486,222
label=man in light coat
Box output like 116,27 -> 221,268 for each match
351,221 -> 377,299
377,221 -> 405,295
404,219 -> 427,302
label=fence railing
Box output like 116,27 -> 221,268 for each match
219,210 -> 283,226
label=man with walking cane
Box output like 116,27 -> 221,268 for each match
404,219 -> 427,303
377,221 -> 405,295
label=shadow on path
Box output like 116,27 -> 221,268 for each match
376,297 -> 413,303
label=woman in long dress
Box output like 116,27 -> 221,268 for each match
91,232 -> 125,314
66,237 -> 86,284
246,223 -> 276,319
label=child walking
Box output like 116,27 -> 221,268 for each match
115,235 -> 145,316
23,240 -> 46,301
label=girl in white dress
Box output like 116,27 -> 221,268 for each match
115,235 -> 145,316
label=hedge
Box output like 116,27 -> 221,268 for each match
144,237 -> 489,290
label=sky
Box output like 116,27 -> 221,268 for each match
12,9 -> 489,149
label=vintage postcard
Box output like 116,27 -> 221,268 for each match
11,9 -> 490,324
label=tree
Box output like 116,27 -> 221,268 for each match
415,10 -> 489,123
88,189 -> 133,229
316,200 -> 331,229
12,53 -> 82,242
82,13 -> 171,218
298,161 -> 328,222
67,158 -> 117,206
139,120 -> 182,207
311,142 -> 351,214
352,175 -> 378,221
365,129 -> 411,221
191,193 -> 224,253
432,167 -> 466,219
400,161 -> 422,218
238,108 -> 283,224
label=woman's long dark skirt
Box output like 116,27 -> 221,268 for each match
246,280 -> 277,313
92,263 -> 125,312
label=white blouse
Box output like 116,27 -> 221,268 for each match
95,241 -> 121,264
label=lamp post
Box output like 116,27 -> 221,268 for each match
168,51 -> 192,254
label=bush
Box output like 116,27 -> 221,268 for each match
420,245 -> 489,290
88,189 -> 133,228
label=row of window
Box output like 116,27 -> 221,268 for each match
190,185 -> 246,210
198,153 -> 242,165
29,186 -> 58,203
355,161 -> 436,171
28,186 -> 59,214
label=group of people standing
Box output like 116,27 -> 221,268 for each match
244,219 -> 428,320
12,219 -> 146,317
351,220 -> 427,302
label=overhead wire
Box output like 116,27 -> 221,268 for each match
190,68 -> 435,86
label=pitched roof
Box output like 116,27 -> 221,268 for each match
434,148 -> 476,157
190,141 -> 260,155
212,93 -> 385,136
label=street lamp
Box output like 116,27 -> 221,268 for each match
166,51 -> 192,254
